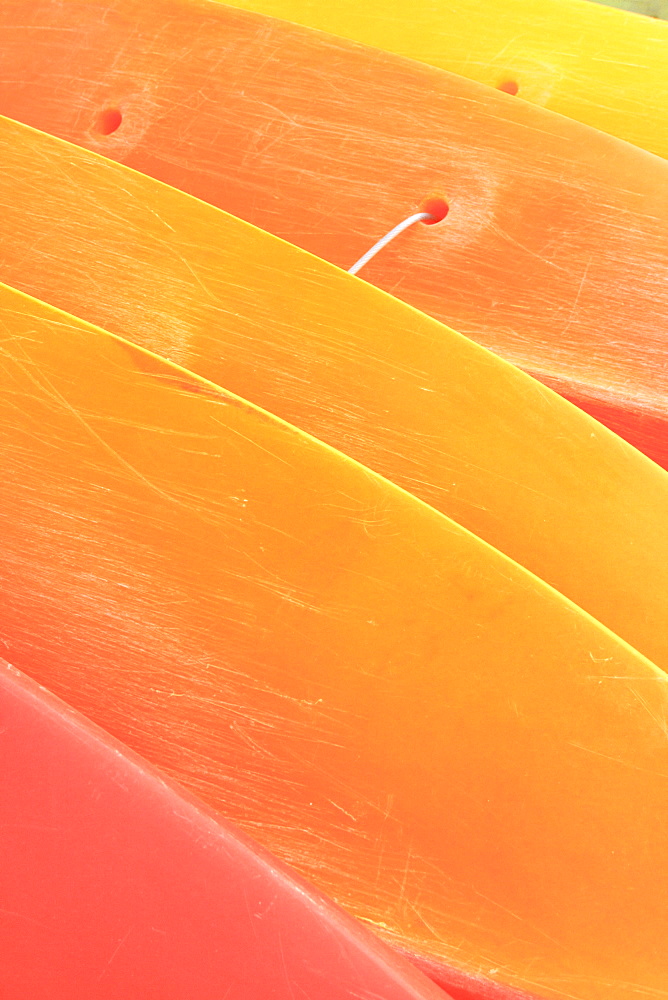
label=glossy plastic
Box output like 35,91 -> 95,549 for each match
1,1 -> 666,469
0,660 -> 450,1000
2,284 -> 668,1000
2,116 -> 667,674
228,0 -> 668,158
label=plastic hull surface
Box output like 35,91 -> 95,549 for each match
1,118 -> 668,673
1,286 -> 668,1000
0,661 -> 449,999
0,0 -> 666,467
227,0 -> 668,158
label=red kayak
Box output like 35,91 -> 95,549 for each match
0,658 -> 451,1000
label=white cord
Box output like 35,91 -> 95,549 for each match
348,211 -> 434,276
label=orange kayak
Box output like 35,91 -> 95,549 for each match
0,660 -> 448,1000
1,0 -> 667,468
2,283 -> 667,1000
2,117 -> 667,676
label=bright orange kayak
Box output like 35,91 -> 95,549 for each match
228,0 -> 668,158
0,661 -> 449,1000
2,116 -> 667,676
2,283 -> 668,1000
1,0 -> 667,468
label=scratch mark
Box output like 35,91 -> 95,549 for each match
98,925 -> 133,981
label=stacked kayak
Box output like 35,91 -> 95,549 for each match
0,2 -> 666,999
1,0 -> 667,466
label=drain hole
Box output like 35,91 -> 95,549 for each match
418,197 -> 449,225
497,80 -> 519,96
95,107 -> 123,135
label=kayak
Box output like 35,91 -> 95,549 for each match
226,0 -> 668,157
1,283 -> 667,1000
0,660 -> 448,1000
2,116 -> 667,674
1,0 -> 666,468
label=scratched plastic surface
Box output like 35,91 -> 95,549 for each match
2,117 -> 667,677
0,660 -> 452,1000
226,0 -> 668,159
1,3 -> 667,470
2,284 -> 668,1000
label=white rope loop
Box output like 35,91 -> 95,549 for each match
348,211 -> 435,276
